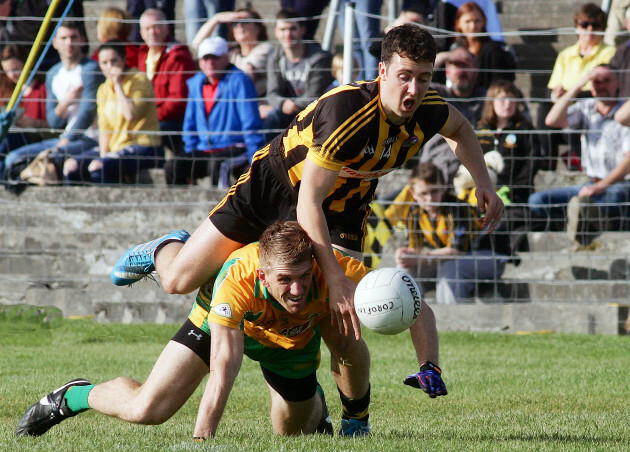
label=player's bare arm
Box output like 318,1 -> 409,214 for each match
193,323 -> 244,439
441,105 -> 504,231
297,159 -> 362,341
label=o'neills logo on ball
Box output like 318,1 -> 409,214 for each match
401,274 -> 422,318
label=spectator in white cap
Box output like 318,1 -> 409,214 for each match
164,36 -> 265,187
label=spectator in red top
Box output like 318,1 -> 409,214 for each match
137,8 -> 196,154
0,44 -> 48,179
91,7 -> 139,69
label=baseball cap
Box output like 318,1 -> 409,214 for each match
198,36 -> 229,59
446,48 -> 474,66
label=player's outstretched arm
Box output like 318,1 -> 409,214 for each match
441,105 -> 504,232
404,300 -> 447,398
193,323 -> 244,440
297,159 -> 362,340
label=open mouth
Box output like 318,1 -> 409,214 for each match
403,99 -> 416,110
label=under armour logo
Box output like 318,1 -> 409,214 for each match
188,330 -> 202,341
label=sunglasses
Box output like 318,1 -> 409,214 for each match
576,20 -> 603,29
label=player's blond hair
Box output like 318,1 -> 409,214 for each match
259,221 -> 313,271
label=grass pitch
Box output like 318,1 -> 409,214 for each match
1,319 -> 629,451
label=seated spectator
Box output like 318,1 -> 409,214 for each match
63,42 -> 163,185
0,44 -> 49,179
2,21 -> 103,187
476,79 -> 542,254
259,8 -> 335,141
421,47 -> 487,185
191,7 -> 273,97
539,3 -> 615,169
137,8 -> 196,155
183,0 -> 234,44
91,7 -> 139,69
279,0 -> 330,41
127,0 -> 176,44
394,161 -> 510,304
477,80 -> 541,206
445,0 -> 505,42
609,6 -> 630,100
530,65 -> 630,245
165,37 -> 264,187
435,2 -> 515,89
0,0 -> 86,70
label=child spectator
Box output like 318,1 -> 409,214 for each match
63,42 -> 163,185
394,161 -> 510,304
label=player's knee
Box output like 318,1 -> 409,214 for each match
159,273 -> 192,295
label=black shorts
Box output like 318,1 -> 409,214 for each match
171,319 -> 317,402
208,153 -> 369,252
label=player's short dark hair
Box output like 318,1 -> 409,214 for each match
410,161 -> 445,185
381,23 -> 436,66
259,221 -> 313,271
97,40 -> 127,64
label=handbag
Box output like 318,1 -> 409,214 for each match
19,148 -> 60,186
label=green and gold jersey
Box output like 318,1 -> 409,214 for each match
267,79 -> 450,214
190,242 -> 368,350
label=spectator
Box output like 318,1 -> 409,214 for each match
477,80 -> 540,206
165,37 -> 264,187
609,7 -> 630,99
91,7 -> 139,69
421,47 -> 487,185
184,0 -> 234,44
445,0 -> 505,42
63,42 -> 163,185
127,0 -> 176,44
0,44 -> 49,179
260,8 -> 335,140
337,0 -> 383,81
137,8 -> 196,155
280,0 -> 330,41
476,79 -> 542,254
191,7 -> 273,97
539,3 -> 615,169
0,0 -> 86,70
2,21 -> 103,187
329,53 -> 359,88
530,65 -> 630,245
604,0 -> 630,47
435,1 -> 515,89
394,161 -> 510,304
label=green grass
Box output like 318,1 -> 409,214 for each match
1,319 -> 629,451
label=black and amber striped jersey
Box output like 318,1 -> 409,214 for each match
267,79 -> 450,215
406,192 -> 480,252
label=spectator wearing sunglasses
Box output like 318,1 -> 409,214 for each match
537,3 -> 615,171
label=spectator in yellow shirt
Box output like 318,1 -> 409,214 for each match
63,41 -> 163,184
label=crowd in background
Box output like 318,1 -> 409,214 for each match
2,0 -> 630,302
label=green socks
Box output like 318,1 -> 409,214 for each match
64,384 -> 95,413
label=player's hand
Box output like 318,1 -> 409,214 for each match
476,187 -> 503,232
328,276 -> 361,340
403,361 -> 448,398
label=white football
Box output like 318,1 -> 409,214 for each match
354,268 -> 422,335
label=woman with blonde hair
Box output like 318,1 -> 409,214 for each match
91,7 -> 138,68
